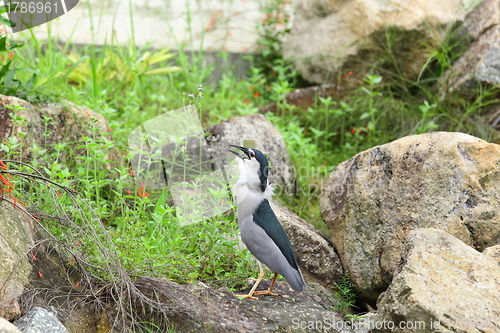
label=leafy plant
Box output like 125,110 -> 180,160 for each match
0,34 -> 33,97
66,47 -> 181,89
0,7 -> 56,101
333,272 -> 357,316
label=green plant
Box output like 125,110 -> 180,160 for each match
415,100 -> 438,134
360,75 -> 383,132
65,47 -> 181,89
418,22 -> 471,83
333,272 -> 357,316
0,30 -> 41,100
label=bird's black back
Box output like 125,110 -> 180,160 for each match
253,199 -> 300,271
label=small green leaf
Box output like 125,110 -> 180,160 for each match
360,112 -> 370,120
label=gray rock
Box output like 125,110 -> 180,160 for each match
320,132 -> 500,305
271,201 -> 344,290
134,276 -> 356,333
205,113 -> 295,194
442,0 -> 500,93
14,307 -> 68,333
0,202 -> 35,320
0,318 -> 22,333
283,0 -> 477,85
0,94 -> 117,162
373,228 -> 500,333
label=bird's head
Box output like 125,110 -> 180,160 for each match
229,145 -> 269,193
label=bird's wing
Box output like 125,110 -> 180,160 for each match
252,199 -> 300,272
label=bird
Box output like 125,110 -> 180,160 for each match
229,145 -> 306,300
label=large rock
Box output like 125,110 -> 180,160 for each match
320,132 -> 500,305
134,276 -> 354,333
442,0 -> 500,93
205,114 -> 295,194
13,307 -> 68,333
271,201 -> 344,290
0,202 -> 34,321
284,0 -> 478,84
0,95 -> 114,161
373,228 -> 500,332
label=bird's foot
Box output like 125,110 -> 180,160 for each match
253,289 -> 279,297
233,293 -> 259,300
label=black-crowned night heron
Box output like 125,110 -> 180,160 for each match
229,145 -> 305,300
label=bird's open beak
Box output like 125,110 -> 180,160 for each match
229,145 -> 251,160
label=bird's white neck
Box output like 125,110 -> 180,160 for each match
232,158 -> 274,222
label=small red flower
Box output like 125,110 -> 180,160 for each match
37,271 -> 43,278
244,98 -> 251,105
253,91 -> 261,98
129,169 -> 134,177
75,282 -> 80,288
137,186 -> 150,198
350,128 -> 356,134
31,254 -> 38,261
0,174 -> 14,188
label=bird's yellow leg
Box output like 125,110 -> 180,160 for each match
253,272 -> 279,297
234,262 -> 266,300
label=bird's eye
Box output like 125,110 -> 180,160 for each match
249,150 -> 255,158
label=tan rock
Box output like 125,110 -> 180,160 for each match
320,132 -> 500,304
0,317 -> 22,333
284,0 -> 479,84
373,228 -> 500,333
483,244 -> 500,265
0,202 -> 34,321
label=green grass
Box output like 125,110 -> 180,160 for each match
1,2 -> 500,329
